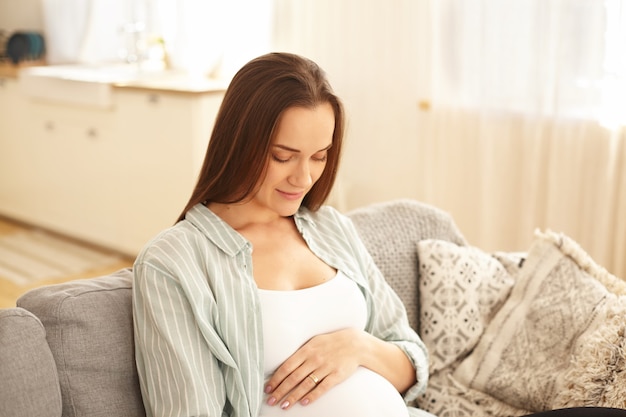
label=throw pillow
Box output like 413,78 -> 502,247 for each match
417,239 -> 515,373
453,230 -> 626,412
418,370 -> 530,417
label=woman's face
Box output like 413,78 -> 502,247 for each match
252,103 -> 335,218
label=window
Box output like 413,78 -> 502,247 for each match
430,0 -> 626,126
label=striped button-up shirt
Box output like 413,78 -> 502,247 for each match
133,203 -> 429,417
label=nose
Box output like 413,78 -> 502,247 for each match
289,160 -> 313,188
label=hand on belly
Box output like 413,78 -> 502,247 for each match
259,367 -> 409,417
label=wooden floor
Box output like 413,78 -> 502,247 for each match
0,218 -> 134,308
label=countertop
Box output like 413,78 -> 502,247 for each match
0,60 -> 45,78
112,74 -> 228,95
0,61 -> 228,95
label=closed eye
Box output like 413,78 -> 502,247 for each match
272,154 -> 291,163
271,143 -> 332,164
312,153 -> 328,162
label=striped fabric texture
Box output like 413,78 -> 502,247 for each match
133,203 -> 428,417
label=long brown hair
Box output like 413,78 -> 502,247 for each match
177,52 -> 345,222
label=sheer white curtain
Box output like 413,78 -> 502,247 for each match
417,0 -> 626,278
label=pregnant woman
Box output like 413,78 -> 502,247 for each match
132,52 -> 431,417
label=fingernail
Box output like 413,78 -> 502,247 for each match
301,398 -> 310,406
267,396 -> 276,406
280,401 -> 290,409
264,385 -> 272,394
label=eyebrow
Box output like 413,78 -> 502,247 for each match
272,143 -> 333,153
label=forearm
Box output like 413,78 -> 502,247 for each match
357,330 -> 417,394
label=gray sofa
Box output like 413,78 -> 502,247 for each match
0,200 -> 467,417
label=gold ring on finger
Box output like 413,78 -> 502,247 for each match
308,373 -> 320,385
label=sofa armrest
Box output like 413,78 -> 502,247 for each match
0,307 -> 62,417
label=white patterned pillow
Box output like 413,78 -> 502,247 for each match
417,371 -> 530,417
417,239 -> 515,373
452,231 -> 626,411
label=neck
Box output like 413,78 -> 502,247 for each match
206,201 -> 289,231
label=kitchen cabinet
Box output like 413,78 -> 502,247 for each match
21,100 -> 119,241
0,77 -> 31,220
111,88 -> 222,254
0,80 -> 224,255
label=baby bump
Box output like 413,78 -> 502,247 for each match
259,367 -> 409,417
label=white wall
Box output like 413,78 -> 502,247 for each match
0,0 -> 43,31
272,0 -> 427,210
2,0 -> 426,212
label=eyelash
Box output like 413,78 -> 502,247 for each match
272,155 -> 290,163
271,155 -> 328,163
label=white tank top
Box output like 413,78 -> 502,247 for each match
258,271 -> 409,417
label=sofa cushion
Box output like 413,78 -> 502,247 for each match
417,239 -> 514,373
348,199 -> 467,331
0,307 -> 62,417
453,230 -> 626,412
17,268 -> 146,417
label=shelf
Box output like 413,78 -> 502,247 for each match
0,59 -> 46,78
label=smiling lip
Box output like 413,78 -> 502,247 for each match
277,190 -> 305,201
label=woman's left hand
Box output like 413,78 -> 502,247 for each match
263,328 -> 365,410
